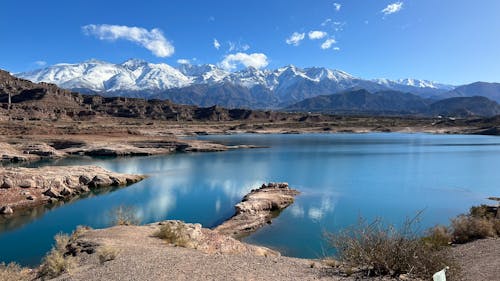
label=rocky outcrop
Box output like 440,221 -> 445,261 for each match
214,183 -> 300,237
0,165 -> 145,215
155,220 -> 278,256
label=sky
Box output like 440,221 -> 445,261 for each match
1,0 -> 499,85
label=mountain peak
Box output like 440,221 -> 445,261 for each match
121,58 -> 149,69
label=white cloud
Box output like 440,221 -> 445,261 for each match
176,59 -> 190,64
308,30 -> 327,40
34,60 -> 47,67
82,24 -> 174,57
321,18 -> 332,27
219,52 -> 268,71
228,41 -> 250,52
333,3 -> 342,11
213,38 -> 221,50
382,2 -> 403,15
321,38 -> 337,49
285,32 -> 305,46
333,47 -> 340,51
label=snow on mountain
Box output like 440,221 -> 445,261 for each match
373,78 -> 454,91
17,59 -> 454,101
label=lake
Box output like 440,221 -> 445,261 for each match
1,133 -> 499,266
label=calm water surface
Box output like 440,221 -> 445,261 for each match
1,133 -> 499,265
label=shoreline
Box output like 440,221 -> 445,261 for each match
0,166 -> 145,216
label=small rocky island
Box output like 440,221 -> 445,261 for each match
0,165 -> 145,215
215,182 -> 300,237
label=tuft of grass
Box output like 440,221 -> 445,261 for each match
97,245 -> 119,265
37,233 -> 75,280
327,214 -> 452,279
108,205 -> 141,226
0,262 -> 31,281
154,222 -> 190,247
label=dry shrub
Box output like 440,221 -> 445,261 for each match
154,223 -> 190,247
38,233 -> 75,279
469,205 -> 495,219
108,205 -> 141,226
0,262 -> 31,281
97,245 -> 119,265
422,225 -> 452,250
328,215 -> 451,279
451,215 -> 496,244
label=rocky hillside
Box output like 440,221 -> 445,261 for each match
0,69 -> 301,122
285,89 -> 500,117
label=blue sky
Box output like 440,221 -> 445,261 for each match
1,0 -> 499,85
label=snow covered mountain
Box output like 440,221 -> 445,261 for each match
17,59 -> 455,108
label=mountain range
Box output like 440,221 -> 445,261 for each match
17,59 -> 459,108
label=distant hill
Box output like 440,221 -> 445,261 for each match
285,89 -> 429,115
285,89 -> 500,117
428,96 -> 500,117
438,82 -> 500,103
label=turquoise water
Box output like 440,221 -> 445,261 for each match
1,133 -> 499,265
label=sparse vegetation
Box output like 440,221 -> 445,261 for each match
327,214 -> 452,279
422,225 -> 452,250
37,233 -> 75,280
450,204 -> 500,244
108,205 -> 141,226
154,222 -> 190,247
0,262 -> 31,281
98,245 -> 119,265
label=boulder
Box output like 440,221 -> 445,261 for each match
89,175 -> 112,188
1,178 -> 14,189
19,179 -> 36,188
76,185 -> 90,193
0,206 -> 13,215
60,187 -> 72,196
79,175 -> 92,185
44,187 -> 62,199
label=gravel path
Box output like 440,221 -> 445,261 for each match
451,237 -> 500,281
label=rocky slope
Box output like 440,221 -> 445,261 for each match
0,166 -> 145,215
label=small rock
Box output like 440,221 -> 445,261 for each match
0,206 -> 13,215
26,195 -> 35,200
